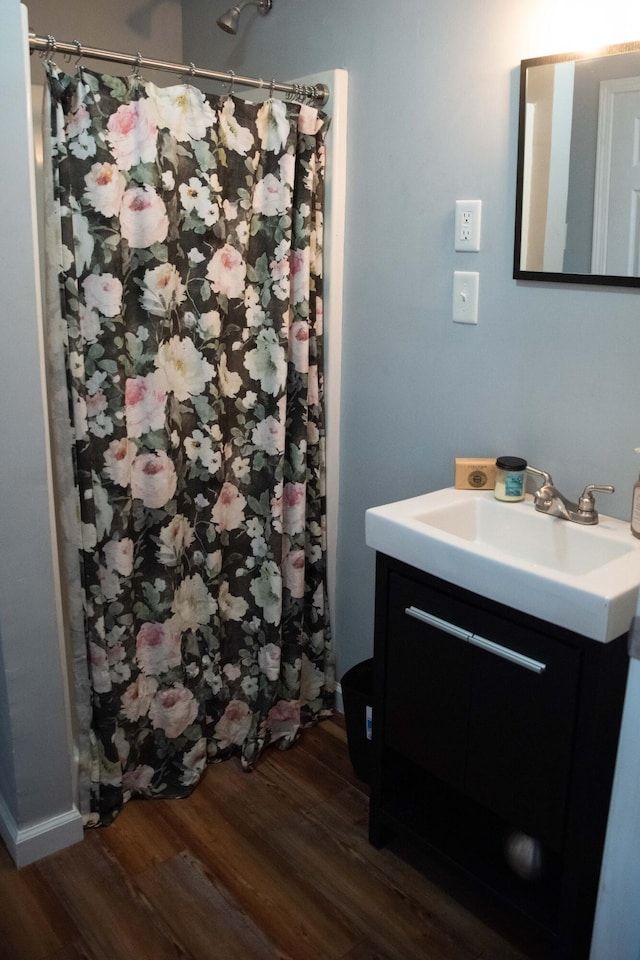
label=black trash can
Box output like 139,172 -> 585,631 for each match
341,658 -> 374,783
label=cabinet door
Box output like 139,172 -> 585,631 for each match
465,607 -> 581,849
384,572 -> 472,789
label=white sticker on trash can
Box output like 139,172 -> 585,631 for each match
366,705 -> 372,740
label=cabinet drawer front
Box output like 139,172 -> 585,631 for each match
466,623 -> 580,848
384,571 -> 581,848
384,573 -> 473,788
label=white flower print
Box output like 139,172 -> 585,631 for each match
244,328 -> 287,396
72,213 -> 95,274
103,538 -> 134,576
178,177 -> 219,226
155,336 -> 215,401
140,263 -> 187,317
198,310 -> 221,338
256,99 -> 290,152
251,414 -> 284,456
157,515 -> 195,566
147,82 -> 215,142
172,573 -> 217,631
218,581 -> 249,622
181,738 -> 208,786
83,162 -> 126,218
218,354 -> 242,398
258,642 -> 281,681
253,173 -> 291,217
219,99 -> 254,155
249,560 -> 282,626
184,429 -> 222,473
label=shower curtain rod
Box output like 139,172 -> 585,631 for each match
28,31 -> 330,107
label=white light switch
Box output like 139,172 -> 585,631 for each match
455,200 -> 482,251
452,271 -> 479,324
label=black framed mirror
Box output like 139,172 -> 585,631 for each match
514,40 -> 640,287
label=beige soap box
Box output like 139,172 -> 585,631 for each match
454,458 -> 496,490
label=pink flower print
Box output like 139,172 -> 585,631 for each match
106,100 -> 157,170
267,699 -> 301,744
290,247 -> 310,305
214,699 -> 252,748
122,765 -> 155,792
289,319 -> 309,373
88,642 -> 111,694
282,548 -> 306,599
149,684 -> 198,739
211,482 -> 247,532
120,186 -> 169,249
283,482 -> 306,535
135,618 -> 183,676
82,273 -> 123,318
120,675 -> 158,722
130,451 -> 177,508
206,243 -> 247,299
83,162 -> 126,218
103,437 -> 136,487
125,373 -> 167,438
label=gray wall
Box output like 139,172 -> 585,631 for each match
26,0 -> 182,69
183,0 -> 640,677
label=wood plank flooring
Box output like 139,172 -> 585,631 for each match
0,715 -> 548,960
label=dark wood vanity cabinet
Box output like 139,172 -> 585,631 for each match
369,554 -> 629,960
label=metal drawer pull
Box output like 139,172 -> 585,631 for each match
467,633 -> 546,674
404,606 -> 546,674
405,606 -> 472,642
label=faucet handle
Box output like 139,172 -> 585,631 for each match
578,484 -> 615,515
527,465 -> 553,485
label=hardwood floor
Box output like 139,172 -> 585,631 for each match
0,716 -> 548,960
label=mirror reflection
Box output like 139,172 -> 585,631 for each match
514,41 -> 640,286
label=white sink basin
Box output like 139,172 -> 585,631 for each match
366,488 -> 640,642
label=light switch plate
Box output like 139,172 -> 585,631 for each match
453,271 -> 479,324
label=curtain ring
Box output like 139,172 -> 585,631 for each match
269,78 -> 275,99
131,51 -> 143,79
189,62 -> 196,78
41,35 -> 56,62
226,69 -> 235,96
73,40 -> 83,68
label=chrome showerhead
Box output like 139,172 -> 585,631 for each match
217,0 -> 272,35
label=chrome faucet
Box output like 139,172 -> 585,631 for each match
526,466 -> 614,525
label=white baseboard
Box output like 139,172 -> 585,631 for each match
0,792 -> 83,868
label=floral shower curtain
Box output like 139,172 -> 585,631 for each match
43,63 -> 334,825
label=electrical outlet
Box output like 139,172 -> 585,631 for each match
455,200 -> 482,251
